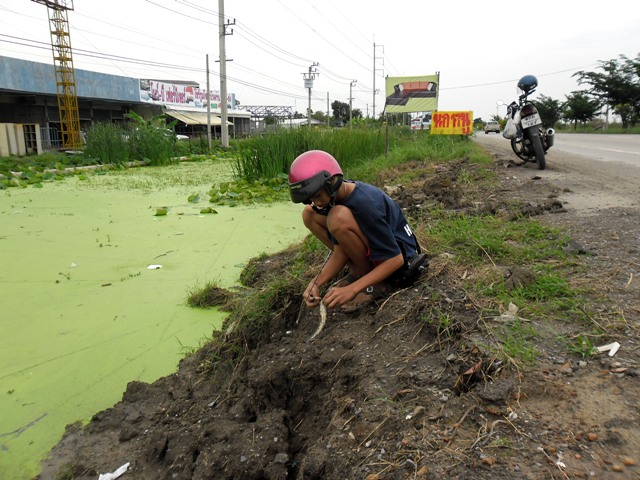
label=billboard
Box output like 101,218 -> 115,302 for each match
139,80 -> 236,110
384,74 -> 439,113
431,111 -> 473,135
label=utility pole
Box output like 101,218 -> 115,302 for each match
206,54 -> 212,151
373,42 -> 384,120
218,0 -> 234,147
326,91 -> 330,128
302,63 -> 319,129
349,79 -> 357,129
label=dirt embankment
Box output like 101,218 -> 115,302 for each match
39,140 -> 640,480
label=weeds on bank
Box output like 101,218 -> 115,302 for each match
563,333 -> 598,358
181,132 -> 603,369
186,237 -> 325,369
421,206 -> 597,365
186,280 -> 233,308
176,335 -> 213,358
497,318 -> 539,366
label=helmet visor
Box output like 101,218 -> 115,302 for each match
289,170 -> 330,203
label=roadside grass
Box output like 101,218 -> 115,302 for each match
420,208 -> 603,365
181,132 -> 610,369
498,317 -> 539,367
347,134 -> 486,184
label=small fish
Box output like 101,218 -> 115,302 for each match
306,302 -> 327,343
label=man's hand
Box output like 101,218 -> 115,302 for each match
303,279 -> 322,308
322,284 -> 357,309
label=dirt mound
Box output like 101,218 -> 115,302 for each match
38,155 -> 640,480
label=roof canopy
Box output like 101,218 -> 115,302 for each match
165,110 -> 233,126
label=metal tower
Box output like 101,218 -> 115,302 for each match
32,0 -> 83,149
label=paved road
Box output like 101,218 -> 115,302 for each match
473,131 -> 640,212
552,133 -> 640,167
476,132 -> 640,169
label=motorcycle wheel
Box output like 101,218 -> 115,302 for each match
510,137 -> 529,161
531,133 -> 546,170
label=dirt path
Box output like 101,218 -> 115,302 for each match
38,138 -> 640,480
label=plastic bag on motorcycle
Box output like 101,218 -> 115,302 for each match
502,117 -> 517,139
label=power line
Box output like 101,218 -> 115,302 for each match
0,34 -> 313,101
304,0 -> 370,59
274,0 -> 371,72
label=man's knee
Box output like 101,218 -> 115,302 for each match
326,205 -> 356,235
301,205 -> 317,230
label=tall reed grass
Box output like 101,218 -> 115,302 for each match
127,124 -> 176,166
84,122 -> 129,165
85,121 -> 178,166
232,127 -> 389,181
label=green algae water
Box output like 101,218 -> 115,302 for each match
0,162 -> 306,479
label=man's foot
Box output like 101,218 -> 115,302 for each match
340,283 -> 391,313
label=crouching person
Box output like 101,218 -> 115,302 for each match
288,150 -> 427,313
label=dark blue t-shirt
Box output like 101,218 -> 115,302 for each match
335,181 -> 418,261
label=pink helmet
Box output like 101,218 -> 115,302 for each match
288,150 -> 343,203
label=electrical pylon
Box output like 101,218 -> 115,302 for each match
32,0 -> 83,149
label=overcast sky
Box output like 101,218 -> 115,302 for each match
1,0 -> 638,121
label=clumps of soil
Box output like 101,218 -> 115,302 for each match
38,158 -> 640,480
503,266 -> 536,290
388,159 -> 473,212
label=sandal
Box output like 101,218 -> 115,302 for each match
332,273 -> 359,288
340,283 -> 391,314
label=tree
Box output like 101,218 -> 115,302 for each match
613,103 -> 635,127
573,53 -> 640,128
563,91 -> 601,129
534,95 -> 563,128
311,110 -> 326,123
331,100 -> 350,124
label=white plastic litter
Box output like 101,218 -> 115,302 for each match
147,264 -> 163,270
495,302 -> 530,323
98,462 -> 130,480
596,341 -> 621,357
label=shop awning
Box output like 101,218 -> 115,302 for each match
165,110 -> 233,126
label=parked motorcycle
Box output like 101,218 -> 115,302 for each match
503,75 -> 554,170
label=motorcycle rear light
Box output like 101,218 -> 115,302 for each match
521,104 -> 536,116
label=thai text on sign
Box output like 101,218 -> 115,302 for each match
431,111 -> 473,135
